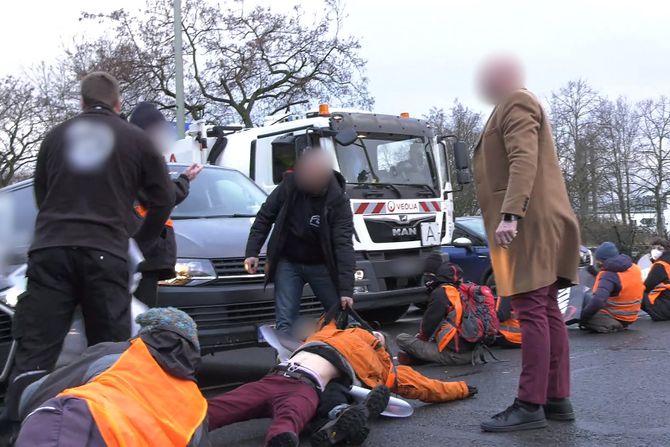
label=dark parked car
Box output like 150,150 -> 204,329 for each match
0,164 -> 324,355
443,216 -> 592,289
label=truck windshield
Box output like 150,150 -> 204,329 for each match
170,167 -> 267,219
336,135 -> 436,189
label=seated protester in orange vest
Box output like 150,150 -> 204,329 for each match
207,313 -> 476,447
580,242 -> 644,333
642,239 -> 670,321
495,296 -> 522,348
129,102 -> 203,307
396,254 -> 499,365
14,308 -> 209,447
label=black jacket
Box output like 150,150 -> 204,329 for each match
132,174 -> 190,278
31,104 -> 175,259
245,172 -> 355,297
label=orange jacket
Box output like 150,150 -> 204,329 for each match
495,296 -> 521,345
433,285 -> 463,352
60,338 -> 207,447
136,204 -> 173,228
648,260 -> 670,305
306,322 -> 469,403
593,264 -> 644,323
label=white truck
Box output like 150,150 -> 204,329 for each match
167,106 -> 471,322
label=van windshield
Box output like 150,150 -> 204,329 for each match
336,135 -> 437,189
170,167 -> 267,219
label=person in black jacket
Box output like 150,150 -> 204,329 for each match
244,149 -> 355,334
642,238 -> 670,321
129,102 -> 203,306
1,72 -> 174,432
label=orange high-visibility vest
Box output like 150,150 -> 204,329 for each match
135,205 -> 174,228
648,260 -> 670,305
593,264 -> 644,323
433,285 -> 463,352
59,338 -> 207,447
494,297 -> 521,345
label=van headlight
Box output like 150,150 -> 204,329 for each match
0,286 -> 21,308
159,259 -> 217,286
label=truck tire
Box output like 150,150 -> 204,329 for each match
359,304 -> 410,325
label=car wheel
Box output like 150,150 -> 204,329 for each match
359,304 -> 410,325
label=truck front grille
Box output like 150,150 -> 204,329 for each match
179,296 -> 322,330
0,309 -> 12,344
364,217 -> 435,243
211,257 -> 266,285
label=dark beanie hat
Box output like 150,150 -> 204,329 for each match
595,242 -> 619,262
424,253 -> 446,275
129,102 -> 166,130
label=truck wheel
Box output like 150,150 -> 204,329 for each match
359,304 -> 410,325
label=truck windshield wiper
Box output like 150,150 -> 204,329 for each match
402,183 -> 437,197
173,213 -> 257,219
345,182 -> 401,198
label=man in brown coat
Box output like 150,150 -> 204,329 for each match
474,56 -> 580,432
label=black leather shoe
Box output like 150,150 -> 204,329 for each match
544,398 -> 575,421
363,385 -> 390,419
311,406 -> 367,447
481,399 -> 548,433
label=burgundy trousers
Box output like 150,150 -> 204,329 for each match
207,374 -> 318,445
511,282 -> 571,405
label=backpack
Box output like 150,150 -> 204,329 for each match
456,283 -> 499,345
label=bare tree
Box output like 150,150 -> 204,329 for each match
635,96 -> 670,235
0,76 -> 47,186
80,0 -> 372,126
550,80 -> 602,218
425,101 -> 483,216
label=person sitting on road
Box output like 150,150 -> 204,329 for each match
207,309 -> 476,446
495,296 -> 522,348
580,242 -> 644,333
14,308 -> 210,447
642,238 -> 670,321
396,254 -> 499,365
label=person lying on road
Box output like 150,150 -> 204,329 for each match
13,308 -> 210,447
396,254 -> 499,365
580,242 -> 644,333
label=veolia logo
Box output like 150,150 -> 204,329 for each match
386,201 -> 396,212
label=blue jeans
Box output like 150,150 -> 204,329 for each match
274,259 -> 340,333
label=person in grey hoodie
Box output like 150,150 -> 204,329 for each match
580,242 -> 645,333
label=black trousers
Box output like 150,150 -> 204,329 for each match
134,272 -> 160,308
12,247 -> 130,375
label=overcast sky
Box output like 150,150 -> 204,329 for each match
1,0 -> 668,118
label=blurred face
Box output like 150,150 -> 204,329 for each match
295,149 -> 333,194
146,122 -> 175,154
477,55 -> 525,105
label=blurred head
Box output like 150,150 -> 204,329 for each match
477,54 -> 525,105
129,102 -> 173,152
80,71 -> 121,113
295,149 -> 334,194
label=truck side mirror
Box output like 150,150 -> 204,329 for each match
452,141 -> 472,185
334,128 -> 358,146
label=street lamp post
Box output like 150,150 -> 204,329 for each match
174,0 -> 185,138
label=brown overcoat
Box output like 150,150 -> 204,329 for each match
473,89 -> 580,297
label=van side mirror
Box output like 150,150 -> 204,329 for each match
334,128 -> 358,146
452,141 -> 472,185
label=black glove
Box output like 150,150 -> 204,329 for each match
467,386 -> 478,397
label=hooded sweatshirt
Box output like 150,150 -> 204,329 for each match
582,254 -> 639,321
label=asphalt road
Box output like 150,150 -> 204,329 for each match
200,310 -> 670,447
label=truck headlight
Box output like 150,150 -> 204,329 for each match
159,259 -> 217,286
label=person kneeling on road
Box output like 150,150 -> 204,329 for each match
642,238 -> 670,321
580,242 -> 644,333
396,254 -> 499,365
14,308 -> 209,447
494,296 -> 522,348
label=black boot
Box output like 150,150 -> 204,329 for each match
362,385 -> 390,419
311,405 -> 367,447
268,432 -> 299,447
544,398 -> 575,421
481,399 -> 548,433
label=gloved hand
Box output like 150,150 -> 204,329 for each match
396,351 -> 416,366
467,386 -> 478,397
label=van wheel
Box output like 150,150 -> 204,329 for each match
359,304 -> 410,325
